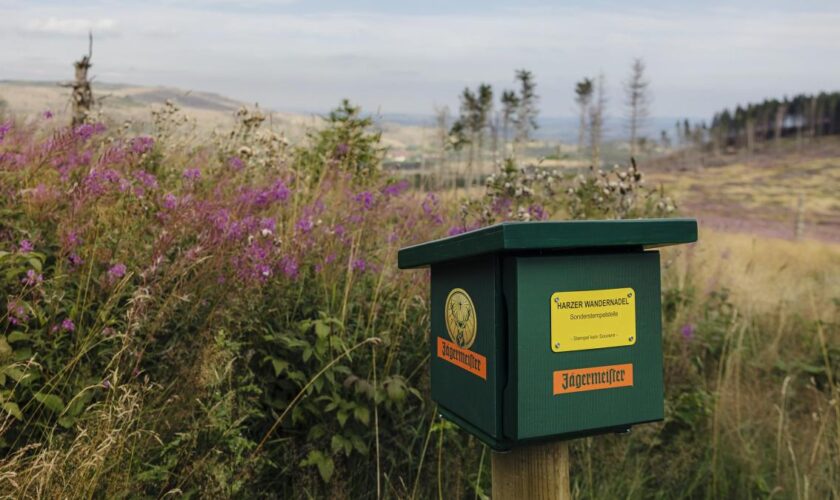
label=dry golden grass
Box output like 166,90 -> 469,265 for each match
659,228 -> 840,499
647,142 -> 840,242
664,228 -> 840,317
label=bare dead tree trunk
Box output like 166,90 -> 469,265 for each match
774,103 -> 787,149
589,73 -> 606,168
66,32 -> 94,126
433,106 -> 450,191
624,58 -> 650,157
745,117 -> 755,155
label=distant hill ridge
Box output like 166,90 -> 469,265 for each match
0,80 -> 428,150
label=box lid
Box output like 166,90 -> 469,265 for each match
398,218 -> 697,269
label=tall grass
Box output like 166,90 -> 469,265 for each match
1,104 -> 838,498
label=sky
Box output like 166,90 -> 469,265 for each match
2,0 -> 839,123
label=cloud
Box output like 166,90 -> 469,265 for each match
22,17 -> 118,37
3,2 -> 840,116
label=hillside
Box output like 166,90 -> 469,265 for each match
647,138 -> 840,242
0,80 -> 428,151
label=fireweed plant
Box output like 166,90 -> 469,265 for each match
0,103 -> 471,497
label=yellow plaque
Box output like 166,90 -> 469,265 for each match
550,287 -> 636,353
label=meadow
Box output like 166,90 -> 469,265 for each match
0,102 -> 838,499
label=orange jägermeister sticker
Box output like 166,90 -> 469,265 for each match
437,337 -> 487,380
553,363 -> 633,395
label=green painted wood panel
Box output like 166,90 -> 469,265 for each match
398,219 -> 697,269
505,251 -> 663,440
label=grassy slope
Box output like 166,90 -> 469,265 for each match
647,138 -> 840,242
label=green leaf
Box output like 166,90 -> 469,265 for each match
308,424 -> 327,441
386,380 -> 406,402
13,348 -> 32,362
351,434 -> 368,456
300,450 -> 335,482
3,366 -> 25,383
317,455 -> 334,482
67,390 -> 92,417
27,258 -> 42,273
0,337 -> 12,359
798,363 -> 825,375
330,435 -> 344,454
2,402 -> 22,420
337,409 -> 349,427
6,332 -> 27,343
58,415 -> 75,429
353,405 -> 370,426
33,392 -> 65,414
314,321 -> 330,339
271,358 -> 289,376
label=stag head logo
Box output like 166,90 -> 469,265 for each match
445,288 -> 477,349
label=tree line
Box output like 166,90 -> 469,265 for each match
707,92 -> 840,152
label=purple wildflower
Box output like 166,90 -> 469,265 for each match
61,318 -> 76,332
335,143 -> 350,157
69,252 -> 84,267
382,180 -> 410,197
260,217 -> 276,235
134,170 -> 158,190
228,156 -> 245,171
131,136 -> 154,155
74,123 -> 106,141
529,204 -> 547,221
6,301 -> 27,326
680,323 -> 696,341
270,180 -> 291,202
64,230 -> 82,249
43,110 -> 53,120
102,379 -> 112,390
108,263 -> 127,281
162,193 -> 178,209
22,269 -> 43,286
448,226 -> 467,236
355,191 -> 375,210
296,216 -> 314,233
352,258 -> 367,272
0,121 -> 11,143
18,239 -> 34,253
83,168 -> 124,195
183,168 -> 201,182
256,264 -> 272,279
281,256 -> 299,279
422,193 -> 438,216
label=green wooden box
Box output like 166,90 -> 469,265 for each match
398,219 -> 698,450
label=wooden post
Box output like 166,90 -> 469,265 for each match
491,441 -> 571,500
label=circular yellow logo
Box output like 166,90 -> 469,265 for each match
445,288 -> 477,349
